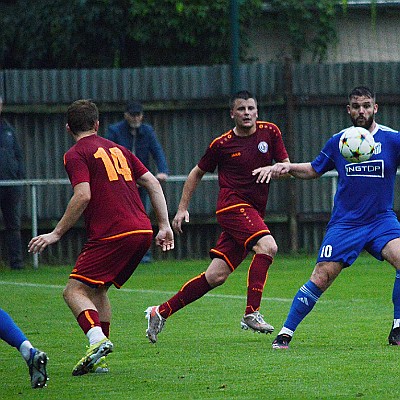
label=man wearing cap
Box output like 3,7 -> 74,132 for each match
0,96 -> 25,270
106,101 -> 169,263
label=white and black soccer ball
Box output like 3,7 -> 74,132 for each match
339,126 -> 375,163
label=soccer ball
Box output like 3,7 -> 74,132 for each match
339,126 -> 375,163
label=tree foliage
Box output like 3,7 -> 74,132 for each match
0,0 -> 379,69
0,0 -> 262,69
268,0 -> 338,62
2,0 -> 133,69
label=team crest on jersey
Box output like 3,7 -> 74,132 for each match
373,142 -> 382,155
258,141 -> 268,153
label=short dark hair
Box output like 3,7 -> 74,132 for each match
67,99 -> 99,134
348,86 -> 375,102
229,90 -> 257,109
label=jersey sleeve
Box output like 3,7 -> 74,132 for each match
197,143 -> 219,173
64,150 -> 90,187
311,136 -> 337,174
270,124 -> 289,161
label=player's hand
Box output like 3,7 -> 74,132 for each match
28,232 -> 60,254
155,227 -> 174,251
172,210 -> 189,234
268,163 -> 291,181
253,163 -> 291,183
252,166 -> 273,183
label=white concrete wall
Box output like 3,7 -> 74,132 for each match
247,8 -> 400,63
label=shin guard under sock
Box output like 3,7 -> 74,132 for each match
159,272 -> 212,318
245,254 -> 273,315
282,280 -> 323,333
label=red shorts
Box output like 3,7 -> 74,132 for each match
211,206 -> 270,271
70,232 -> 152,288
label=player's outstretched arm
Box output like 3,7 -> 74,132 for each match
266,162 -> 319,182
172,165 -> 206,234
253,158 -> 290,183
286,162 -> 320,179
137,172 -> 174,251
28,182 -> 91,254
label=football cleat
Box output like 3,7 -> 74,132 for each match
72,338 -> 113,376
240,311 -> 274,334
272,334 -> 292,349
27,348 -> 49,389
145,306 -> 166,343
88,356 -> 109,373
388,326 -> 400,345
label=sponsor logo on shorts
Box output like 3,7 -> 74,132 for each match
345,159 -> 384,178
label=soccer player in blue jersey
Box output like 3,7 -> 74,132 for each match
261,86 -> 400,348
0,308 -> 48,388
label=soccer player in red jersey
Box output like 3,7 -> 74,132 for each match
28,99 -> 174,375
145,90 -> 289,343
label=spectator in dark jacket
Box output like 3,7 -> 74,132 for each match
0,97 -> 25,269
106,101 -> 169,263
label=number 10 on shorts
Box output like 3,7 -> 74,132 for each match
320,245 -> 332,258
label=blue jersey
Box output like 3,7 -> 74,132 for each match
311,123 -> 400,226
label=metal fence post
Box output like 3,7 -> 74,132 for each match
31,184 -> 39,269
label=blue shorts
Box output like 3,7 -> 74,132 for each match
317,214 -> 400,267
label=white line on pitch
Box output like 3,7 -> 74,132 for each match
0,280 -> 294,302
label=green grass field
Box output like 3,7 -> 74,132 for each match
0,253 -> 399,399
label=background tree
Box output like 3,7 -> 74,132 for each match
127,0 -> 262,66
0,0 -> 262,69
267,0 -> 338,62
1,0 -> 130,69
0,0 -> 379,69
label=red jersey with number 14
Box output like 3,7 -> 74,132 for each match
64,135 -> 152,240
198,121 -> 288,217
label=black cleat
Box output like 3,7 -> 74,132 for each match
388,326 -> 400,346
272,334 -> 292,349
27,349 -> 49,388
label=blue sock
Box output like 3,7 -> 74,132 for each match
282,280 -> 323,334
0,308 -> 28,349
392,270 -> 400,319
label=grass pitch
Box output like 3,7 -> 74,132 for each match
0,253 -> 399,399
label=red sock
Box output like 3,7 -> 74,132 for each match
245,254 -> 273,315
159,272 -> 212,318
101,321 -> 110,338
77,309 -> 101,335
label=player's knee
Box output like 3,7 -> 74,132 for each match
253,235 -> 278,257
62,286 -> 71,303
310,273 -> 328,291
205,269 -> 229,287
63,283 -> 78,304
268,241 -> 278,257
205,258 -> 232,287
310,262 -> 341,291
